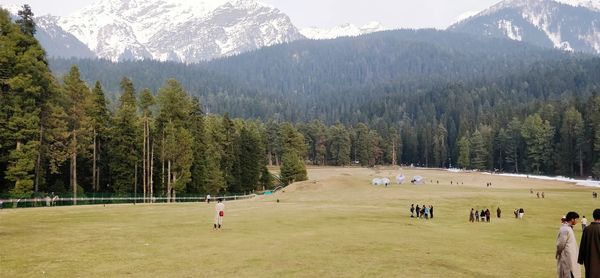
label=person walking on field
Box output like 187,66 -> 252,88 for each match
470,208 -> 475,222
519,208 -> 525,219
578,209 -> 600,278
410,204 -> 415,218
556,211 -> 581,278
485,209 -> 491,223
581,216 -> 588,230
475,210 -> 480,222
497,207 -> 501,218
416,204 -> 421,218
214,199 -> 225,230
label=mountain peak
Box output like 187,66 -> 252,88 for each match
450,0 -> 600,54
49,0 -> 302,62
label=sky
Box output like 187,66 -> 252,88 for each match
0,0 -> 503,29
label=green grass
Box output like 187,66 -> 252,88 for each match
1,167 -> 598,277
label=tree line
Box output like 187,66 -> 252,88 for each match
5,6 -> 600,200
0,7 -> 310,198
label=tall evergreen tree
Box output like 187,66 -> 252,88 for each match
521,114 -> 554,174
1,9 -> 54,195
327,123 -> 351,166
16,5 -> 35,36
109,77 -> 139,194
457,135 -> 470,169
63,65 -> 93,202
560,107 -> 584,176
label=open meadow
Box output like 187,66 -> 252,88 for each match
1,167 -> 599,277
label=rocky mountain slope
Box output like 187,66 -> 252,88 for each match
449,0 -> 600,54
6,0 -> 304,62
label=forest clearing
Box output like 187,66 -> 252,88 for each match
1,167 -> 597,277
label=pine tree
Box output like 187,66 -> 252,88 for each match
16,5 -> 36,36
109,77 -> 139,194
433,123 -> 448,168
189,97 -> 206,194
238,126 -> 262,192
280,152 -> 307,185
139,88 -> 154,200
521,114 -> 554,174
384,127 -> 401,166
327,123 -> 351,166
164,122 -> 193,199
89,81 -> 110,192
560,107 -> 584,176
63,65 -> 93,203
505,118 -> 522,173
457,135 -> 470,169
1,9 -> 54,195
470,130 -> 486,170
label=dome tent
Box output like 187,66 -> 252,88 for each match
381,178 -> 391,186
411,175 -> 424,184
372,178 -> 383,186
396,174 -> 405,184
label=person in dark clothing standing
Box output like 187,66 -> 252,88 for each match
497,207 -> 502,218
485,209 -> 491,223
410,204 -> 415,218
469,208 -> 475,222
578,208 -> 600,278
430,205 -> 434,219
416,204 -> 420,218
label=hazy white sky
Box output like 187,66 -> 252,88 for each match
0,0 -> 503,29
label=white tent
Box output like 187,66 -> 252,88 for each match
412,175 -> 424,184
381,178 -> 391,186
396,174 -> 405,184
371,178 -> 383,186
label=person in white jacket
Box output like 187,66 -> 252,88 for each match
556,211 -> 581,278
214,199 -> 225,230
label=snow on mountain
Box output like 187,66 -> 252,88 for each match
301,21 -> 388,40
449,0 -> 600,54
0,5 -> 95,59
53,0 -> 303,62
35,15 -> 96,58
554,0 -> 600,11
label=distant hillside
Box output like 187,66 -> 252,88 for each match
49,29 -> 592,123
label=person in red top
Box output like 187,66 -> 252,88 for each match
214,199 -> 225,230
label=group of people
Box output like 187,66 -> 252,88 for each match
556,209 -> 600,278
537,192 -> 546,199
514,208 -> 525,219
469,208 -> 500,222
410,204 -> 434,219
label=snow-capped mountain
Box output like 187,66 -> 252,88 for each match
35,15 -> 96,59
301,22 -> 388,40
1,4 -> 96,58
21,0 -> 304,62
449,0 -> 600,54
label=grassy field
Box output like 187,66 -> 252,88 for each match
1,167 -> 599,277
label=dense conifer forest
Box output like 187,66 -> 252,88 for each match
4,6 -> 600,198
